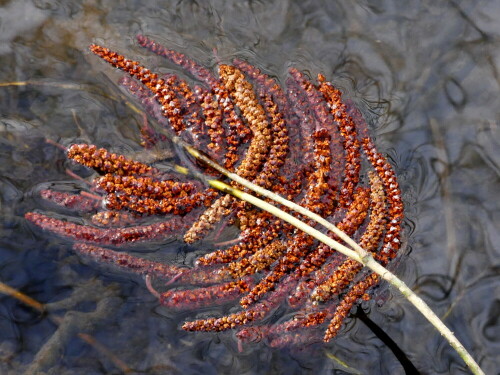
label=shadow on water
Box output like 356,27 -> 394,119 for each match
1,0 -> 499,374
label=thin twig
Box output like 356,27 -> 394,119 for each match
0,281 -> 45,313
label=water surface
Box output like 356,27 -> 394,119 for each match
1,1 -> 499,374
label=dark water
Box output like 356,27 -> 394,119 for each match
1,0 -> 499,374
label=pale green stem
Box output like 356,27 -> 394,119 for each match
208,180 -> 484,375
174,142 -> 484,375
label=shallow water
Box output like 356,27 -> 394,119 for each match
0,0 -> 499,374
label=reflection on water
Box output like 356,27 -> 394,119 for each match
1,0 -> 499,374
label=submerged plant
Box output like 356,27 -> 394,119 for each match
24,35 -> 484,374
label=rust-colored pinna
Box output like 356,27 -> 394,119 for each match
26,35 -> 404,347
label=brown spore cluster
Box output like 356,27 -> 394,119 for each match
26,35 -> 404,346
